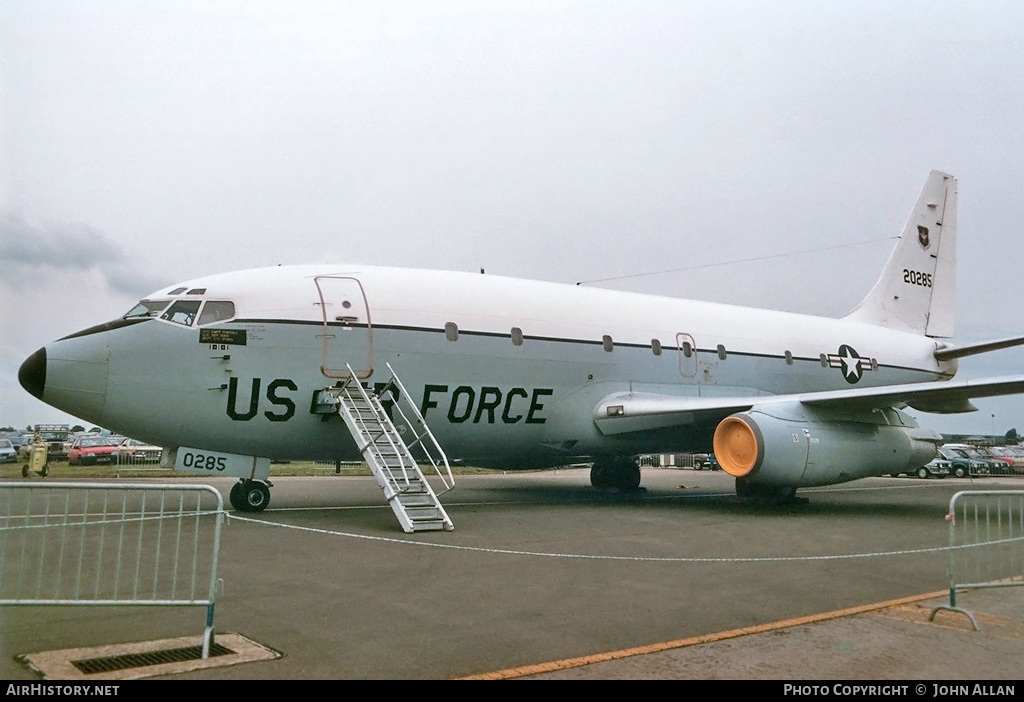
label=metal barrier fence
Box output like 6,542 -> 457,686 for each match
0,482 -> 226,658
112,451 -> 164,467
638,454 -> 707,468
931,489 -> 1024,630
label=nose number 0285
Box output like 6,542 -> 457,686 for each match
180,451 -> 227,471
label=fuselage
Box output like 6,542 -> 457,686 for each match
21,264 -> 955,468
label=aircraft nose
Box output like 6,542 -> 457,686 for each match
19,347 -> 47,400
21,333 -> 110,422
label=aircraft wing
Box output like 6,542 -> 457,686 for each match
593,375 -> 1024,436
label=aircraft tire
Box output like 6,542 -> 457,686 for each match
619,461 -> 641,491
590,462 -> 613,490
591,458 -> 641,491
231,480 -> 270,512
736,480 -> 799,502
245,482 -> 270,511
229,481 -> 244,510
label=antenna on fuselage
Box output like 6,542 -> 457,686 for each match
574,238 -> 895,287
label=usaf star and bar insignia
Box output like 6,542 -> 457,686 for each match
827,344 -> 875,384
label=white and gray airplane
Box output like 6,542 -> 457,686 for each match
18,171 -> 1024,517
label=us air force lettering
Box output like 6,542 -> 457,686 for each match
18,171 -> 1024,528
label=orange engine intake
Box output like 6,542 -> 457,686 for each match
713,415 -> 761,477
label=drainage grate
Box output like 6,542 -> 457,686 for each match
72,643 -> 235,674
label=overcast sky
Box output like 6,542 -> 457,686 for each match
2,1 -> 1023,437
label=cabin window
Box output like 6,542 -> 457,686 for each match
186,288 -> 207,295
445,322 -> 459,342
785,350 -> 794,365
682,340 -> 694,358
820,353 -> 828,367
651,339 -> 662,356
717,344 -> 727,360
511,327 -> 524,346
602,335 -> 614,352
160,300 -> 201,327
168,287 -> 187,296
198,301 -> 236,326
871,357 -> 879,371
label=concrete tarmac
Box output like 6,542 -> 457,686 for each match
2,468 -> 1023,680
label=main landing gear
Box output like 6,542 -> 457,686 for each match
590,456 -> 642,492
735,479 -> 805,504
230,479 -> 272,512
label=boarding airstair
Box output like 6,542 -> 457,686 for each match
316,363 -> 454,533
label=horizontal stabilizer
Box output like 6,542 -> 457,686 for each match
594,375 -> 1024,435
934,334 -> 1024,361
798,375 -> 1024,414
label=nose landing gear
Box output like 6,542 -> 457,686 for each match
230,479 -> 272,512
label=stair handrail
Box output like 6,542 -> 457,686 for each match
342,365 -> 415,488
384,362 -> 455,494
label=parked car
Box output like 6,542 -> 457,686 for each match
983,446 -> 1024,474
0,433 -> 25,452
33,425 -> 70,461
17,434 -> 34,459
113,437 -> 163,465
67,436 -> 123,465
694,454 -> 720,471
0,439 -> 16,463
975,447 -> 1016,475
908,458 -> 950,479
938,444 -> 997,478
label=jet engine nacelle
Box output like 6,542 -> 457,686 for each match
712,402 -> 939,487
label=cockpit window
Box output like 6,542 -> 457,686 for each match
123,300 -> 170,319
197,301 -> 235,326
160,300 -> 201,326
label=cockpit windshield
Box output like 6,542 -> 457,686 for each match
123,300 -> 170,319
198,301 -> 235,325
125,298 -> 236,327
161,300 -> 202,326
161,300 -> 236,327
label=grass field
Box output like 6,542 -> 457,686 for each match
1,459 -> 537,480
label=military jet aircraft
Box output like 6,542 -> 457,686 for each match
19,171 -> 1024,524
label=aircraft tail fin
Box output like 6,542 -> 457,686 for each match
845,170 -> 957,338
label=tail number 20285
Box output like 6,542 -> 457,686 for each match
903,269 -> 933,287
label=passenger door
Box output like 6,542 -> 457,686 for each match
314,276 -> 373,380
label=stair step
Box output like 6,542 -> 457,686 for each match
404,503 -> 442,515
407,519 -> 448,531
397,495 -> 434,506
391,484 -> 428,495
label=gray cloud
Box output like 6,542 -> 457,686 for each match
0,210 -> 168,298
